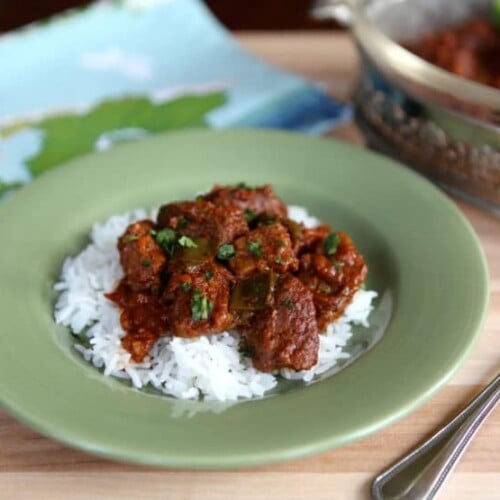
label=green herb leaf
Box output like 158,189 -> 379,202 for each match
494,0 -> 500,28
141,258 -> 152,267
205,270 -> 214,281
180,282 -> 191,292
121,234 -> 138,245
262,217 -> 276,226
217,244 -> 235,260
280,298 -> 293,309
244,209 -> 257,223
191,289 -> 213,322
274,256 -> 285,265
178,217 -> 189,229
155,228 -> 177,254
235,182 -> 252,190
178,235 -> 198,248
324,233 -> 340,255
247,239 -> 262,257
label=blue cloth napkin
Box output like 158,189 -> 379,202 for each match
0,0 -> 351,197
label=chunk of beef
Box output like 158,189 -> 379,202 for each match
117,220 -> 166,293
106,280 -> 170,362
297,231 -> 367,330
122,332 -> 157,363
157,200 -> 247,246
241,274 -> 319,372
283,219 -> 332,255
162,262 -> 235,338
228,223 -> 298,278
254,216 -> 332,256
202,184 -> 287,218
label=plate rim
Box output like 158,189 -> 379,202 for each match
0,128 -> 490,468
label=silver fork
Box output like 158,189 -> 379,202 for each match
372,373 -> 500,499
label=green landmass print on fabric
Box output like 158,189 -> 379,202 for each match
0,91 -> 226,177
0,181 -> 22,197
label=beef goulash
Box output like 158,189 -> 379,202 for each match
107,184 -> 367,373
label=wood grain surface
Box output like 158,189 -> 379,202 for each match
0,32 -> 498,499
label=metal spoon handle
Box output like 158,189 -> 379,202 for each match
372,374 -> 500,500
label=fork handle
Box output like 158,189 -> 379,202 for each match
372,374 -> 500,500
405,380 -> 499,499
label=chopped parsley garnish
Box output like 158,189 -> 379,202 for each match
274,256 -> 285,265
280,298 -> 294,309
262,217 -> 276,226
217,244 -> 235,260
494,0 -> 500,29
244,209 -> 257,223
121,234 -> 138,244
235,182 -> 252,190
154,230 -> 197,254
247,239 -> 262,257
154,228 -> 177,255
205,270 -> 214,281
141,258 -> 152,267
149,229 -> 157,237
191,289 -> 213,322
180,282 -> 191,292
324,233 -> 340,255
178,217 -> 189,229
277,240 -> 286,248
178,235 -> 197,248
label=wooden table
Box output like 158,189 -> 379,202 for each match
1,32 -> 498,499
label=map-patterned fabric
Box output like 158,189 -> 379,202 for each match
0,0 -> 351,198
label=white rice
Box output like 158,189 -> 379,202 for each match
54,205 -> 377,401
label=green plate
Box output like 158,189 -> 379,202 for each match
0,129 -> 488,467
